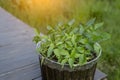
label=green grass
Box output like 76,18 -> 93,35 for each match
0,0 -> 93,33
0,0 -> 120,79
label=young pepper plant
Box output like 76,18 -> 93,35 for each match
33,18 -> 110,68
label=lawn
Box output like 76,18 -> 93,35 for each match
0,0 -> 120,79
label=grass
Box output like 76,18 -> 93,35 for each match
0,0 -> 93,33
0,0 -> 120,79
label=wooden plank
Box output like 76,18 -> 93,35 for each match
0,41 -> 34,51
0,7 -> 39,80
0,63 -> 41,80
33,77 -> 42,80
0,8 -> 31,30
0,31 -> 28,37
0,51 -> 38,74
0,38 -> 31,47
94,69 -> 107,80
0,36 -> 36,61
0,46 -> 35,61
0,25 -> 33,46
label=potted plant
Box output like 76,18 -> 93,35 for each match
33,18 -> 110,80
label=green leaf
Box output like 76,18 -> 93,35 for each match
66,41 -> 73,47
47,43 -> 54,57
89,26 -> 94,31
79,38 -> 88,44
47,25 -> 53,30
76,34 -> 82,42
56,42 -> 63,46
60,49 -> 69,56
54,48 -> 69,57
77,47 -> 85,53
68,19 -> 75,26
32,36 -> 41,44
58,45 -> 65,49
61,59 -> 68,68
85,43 -> 93,51
68,58 -> 74,68
34,28 -> 39,36
100,32 -> 111,41
94,43 -> 101,54
71,27 -> 78,34
54,49 -> 61,57
94,22 -> 104,30
71,34 -> 76,45
86,18 -> 96,26
71,48 -> 76,58
75,54 -> 80,58
79,54 -> 86,65
41,56 -> 45,65
65,44 -> 71,50
85,50 -> 91,55
79,24 -> 85,34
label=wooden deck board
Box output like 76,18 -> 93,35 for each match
0,63 -> 41,80
0,7 -> 107,80
94,69 -> 107,80
0,7 -> 40,80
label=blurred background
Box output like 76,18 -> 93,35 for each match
0,0 -> 120,79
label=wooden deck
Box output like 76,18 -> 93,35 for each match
0,7 -> 107,80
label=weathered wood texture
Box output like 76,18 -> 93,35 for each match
0,7 -> 107,80
0,7 -> 41,80
39,60 -> 107,80
40,64 -> 96,80
34,69 -> 107,80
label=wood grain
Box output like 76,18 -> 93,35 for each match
0,7 -> 40,80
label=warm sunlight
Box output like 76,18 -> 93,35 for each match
27,0 -> 68,11
0,0 -> 120,79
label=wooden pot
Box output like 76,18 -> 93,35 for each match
37,42 -> 101,80
39,51 -> 101,80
